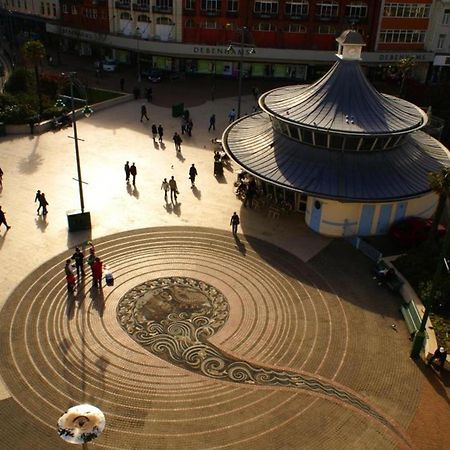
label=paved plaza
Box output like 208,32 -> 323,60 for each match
0,82 -> 449,449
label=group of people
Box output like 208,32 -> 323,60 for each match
35,190 -> 49,215
124,161 -> 138,185
65,242 -> 108,293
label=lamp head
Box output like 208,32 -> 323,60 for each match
82,105 -> 93,118
54,98 -> 65,110
249,48 -> 255,55
226,44 -> 233,53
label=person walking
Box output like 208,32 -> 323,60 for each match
35,190 -> 42,214
140,104 -> 149,122
189,164 -> 198,187
71,247 -> 85,278
181,118 -> 186,135
65,259 -> 76,293
0,167 -> 3,186
124,161 -> 130,183
173,132 -> 182,152
228,108 -> 236,123
427,347 -> 448,371
158,124 -> 164,143
161,178 -> 169,201
91,257 -> 103,288
209,114 -> 216,132
120,77 -> 125,92
169,176 -> 178,202
187,119 -> 193,137
151,124 -> 158,142
0,205 -> 11,230
130,163 -> 137,185
230,212 -> 240,234
39,193 -> 49,215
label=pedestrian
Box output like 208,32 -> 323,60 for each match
0,205 -> 11,230
65,259 -> 76,293
187,119 -> 193,137
39,193 -> 49,215
230,211 -> 240,234
427,346 -> 448,371
173,132 -> 182,152
87,246 -> 96,272
133,86 -> 140,100
181,118 -> 186,135
161,178 -> 169,201
209,114 -> 216,132
146,87 -> 152,102
151,124 -> 158,141
29,118 -> 35,135
169,176 -> 178,202
130,163 -> 137,185
35,190 -> 42,214
158,124 -> 164,143
120,77 -> 125,92
228,108 -> 236,123
91,257 -> 103,288
124,161 -> 130,183
71,247 -> 85,278
0,167 -> 3,186
189,164 -> 198,187
140,104 -> 149,122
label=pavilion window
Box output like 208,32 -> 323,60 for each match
343,136 -> 360,151
280,121 -> 289,135
360,137 -> 376,151
302,129 -> 313,144
315,131 -> 328,147
329,134 -> 344,150
288,125 -> 299,140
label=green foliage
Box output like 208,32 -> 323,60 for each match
0,102 -> 37,124
40,72 -> 61,98
4,68 -> 34,95
21,40 -> 46,66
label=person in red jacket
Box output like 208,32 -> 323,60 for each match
91,257 -> 103,288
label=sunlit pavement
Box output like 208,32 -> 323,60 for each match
0,90 -> 449,449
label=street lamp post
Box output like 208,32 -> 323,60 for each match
136,27 -> 141,85
410,228 -> 450,358
226,27 -> 255,119
56,72 -> 93,231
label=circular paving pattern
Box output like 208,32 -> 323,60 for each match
0,227 -> 413,449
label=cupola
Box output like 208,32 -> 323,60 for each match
336,30 -> 366,61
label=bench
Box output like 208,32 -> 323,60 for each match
373,260 -> 404,293
400,301 -> 422,337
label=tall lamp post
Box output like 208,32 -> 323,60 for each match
410,228 -> 450,358
55,72 -> 93,231
136,26 -> 141,84
226,27 -> 255,119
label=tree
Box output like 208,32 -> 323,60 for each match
396,57 -> 416,98
428,167 -> 450,242
22,40 -> 46,120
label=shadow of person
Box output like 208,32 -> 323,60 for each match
0,234 -> 6,251
132,186 -> 140,199
215,173 -> 228,184
164,202 -> 173,214
35,214 -> 48,232
66,290 -> 76,320
153,141 -> 160,150
192,186 -> 201,200
75,276 -> 86,307
414,358 -> 450,403
126,183 -> 133,196
160,142 -> 166,150
234,234 -> 246,256
173,202 -> 182,217
176,151 -> 186,162
89,285 -> 105,317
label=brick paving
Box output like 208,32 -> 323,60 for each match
0,58 -> 449,448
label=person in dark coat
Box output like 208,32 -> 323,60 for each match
130,163 -> 137,185
173,132 -> 182,152
230,212 -> 240,234
158,124 -> 164,143
427,347 -> 448,371
124,161 -> 130,183
209,114 -> 216,131
71,247 -> 85,278
187,119 -> 193,137
35,190 -> 43,214
39,193 -> 49,215
189,164 -> 198,187
140,104 -> 149,122
151,124 -> 158,142
168,176 -> 178,202
0,205 -> 11,230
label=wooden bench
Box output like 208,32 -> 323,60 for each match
400,301 -> 422,337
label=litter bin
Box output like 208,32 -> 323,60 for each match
172,102 -> 184,118
0,122 -> 5,137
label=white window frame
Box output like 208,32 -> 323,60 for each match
318,24 -> 336,34
443,9 -> 450,26
285,0 -> 308,17
185,0 -> 195,9
379,29 -> 426,43
317,1 -> 338,17
227,0 -> 238,12
254,22 -> 276,31
286,23 -> 307,33
345,2 -> 367,18
254,1 -> 278,14
383,3 -> 430,18
202,0 -> 221,11
437,34 -> 445,50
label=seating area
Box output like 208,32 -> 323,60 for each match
400,301 -> 423,338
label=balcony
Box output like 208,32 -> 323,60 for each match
152,5 -> 173,14
132,3 -> 150,12
253,12 -> 278,19
201,9 -> 221,16
115,1 -> 131,10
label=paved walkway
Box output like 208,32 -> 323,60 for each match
0,75 -> 449,449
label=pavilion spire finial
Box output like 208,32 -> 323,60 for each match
336,30 -> 366,61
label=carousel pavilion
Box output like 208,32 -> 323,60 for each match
222,30 -> 450,237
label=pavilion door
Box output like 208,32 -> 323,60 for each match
376,204 -> 393,234
309,200 -> 322,232
358,205 -> 375,236
394,202 -> 407,223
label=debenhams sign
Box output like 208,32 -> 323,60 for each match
193,46 -> 255,56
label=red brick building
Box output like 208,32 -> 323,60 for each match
183,0 -> 381,51
60,0 -> 109,33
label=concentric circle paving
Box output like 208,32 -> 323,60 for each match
0,227 -> 413,449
